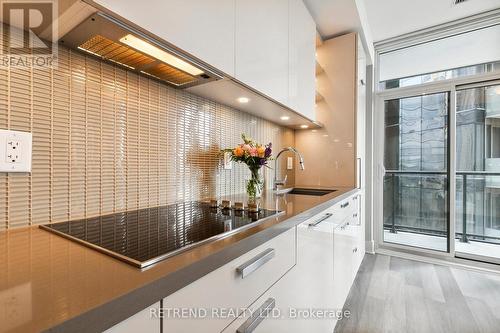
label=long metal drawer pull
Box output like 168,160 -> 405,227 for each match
341,202 -> 349,208
236,298 -> 276,333
236,248 -> 275,279
308,213 -> 333,227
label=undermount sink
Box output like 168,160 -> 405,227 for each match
282,188 -> 337,196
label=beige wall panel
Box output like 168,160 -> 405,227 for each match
295,33 -> 356,187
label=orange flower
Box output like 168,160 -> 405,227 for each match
257,146 -> 266,158
233,146 -> 244,157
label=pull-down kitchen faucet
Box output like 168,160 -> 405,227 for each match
274,147 -> 305,192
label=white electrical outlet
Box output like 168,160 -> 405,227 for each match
287,157 -> 293,170
0,129 -> 32,172
6,136 -> 20,163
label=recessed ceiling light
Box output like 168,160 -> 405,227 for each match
311,129 -> 317,133
300,125 -> 309,129
237,97 -> 250,104
280,116 -> 290,121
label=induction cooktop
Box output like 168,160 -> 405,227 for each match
39,201 -> 283,268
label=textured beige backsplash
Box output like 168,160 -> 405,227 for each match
0,45 -> 294,230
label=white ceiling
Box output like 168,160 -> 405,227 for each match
303,0 -> 375,63
364,0 -> 500,41
303,0 -> 361,38
304,0 -> 500,45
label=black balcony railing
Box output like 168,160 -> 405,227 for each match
383,170 -> 500,244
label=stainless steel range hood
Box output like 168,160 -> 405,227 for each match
59,12 -> 221,88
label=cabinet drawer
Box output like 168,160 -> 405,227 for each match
221,277 -> 336,333
162,227 -> 296,333
221,289 -> 277,333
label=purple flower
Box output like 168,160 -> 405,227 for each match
265,143 -> 272,158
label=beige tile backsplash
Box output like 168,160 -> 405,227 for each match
0,45 -> 294,230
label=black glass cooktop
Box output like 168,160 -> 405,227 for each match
40,202 -> 282,268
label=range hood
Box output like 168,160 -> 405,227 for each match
59,12 -> 221,88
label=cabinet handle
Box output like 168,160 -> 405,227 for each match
236,248 -> 275,279
236,298 -> 276,333
353,213 -> 358,218
338,220 -> 349,230
353,247 -> 358,253
341,202 -> 349,208
308,213 -> 333,227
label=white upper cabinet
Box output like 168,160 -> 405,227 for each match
93,0 -> 236,76
288,0 -> 316,121
235,0 -> 290,106
94,0 -> 316,120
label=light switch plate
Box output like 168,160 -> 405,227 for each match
0,129 -> 32,172
287,157 -> 293,170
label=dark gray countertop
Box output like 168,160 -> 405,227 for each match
0,186 -> 357,333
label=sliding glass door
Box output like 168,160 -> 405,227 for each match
382,92 -> 449,251
378,81 -> 500,264
455,83 -> 500,263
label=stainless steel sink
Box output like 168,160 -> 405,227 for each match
278,188 -> 337,196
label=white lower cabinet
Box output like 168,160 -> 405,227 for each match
162,227 -> 296,333
333,193 -> 365,310
104,302 -> 160,333
222,212 -> 336,333
333,217 -> 354,311
350,194 -> 365,279
223,191 -> 364,333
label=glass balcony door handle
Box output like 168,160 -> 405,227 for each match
357,157 -> 362,189
236,298 -> 276,333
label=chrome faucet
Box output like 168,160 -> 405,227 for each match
274,147 -> 305,192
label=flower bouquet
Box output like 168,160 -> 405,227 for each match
223,134 -> 272,199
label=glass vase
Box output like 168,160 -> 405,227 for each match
246,167 -> 264,200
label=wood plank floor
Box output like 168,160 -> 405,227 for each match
336,254 -> 500,333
